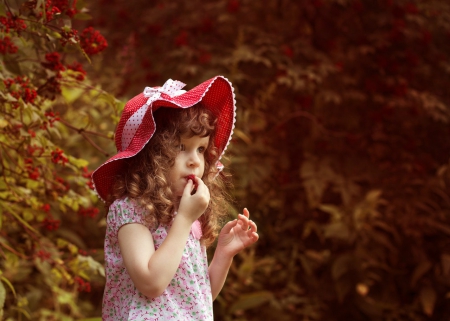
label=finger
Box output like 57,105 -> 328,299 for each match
248,220 -> 257,233
194,177 -> 206,192
252,232 -> 259,242
238,214 -> 249,230
182,179 -> 194,196
196,180 -> 210,199
220,219 -> 238,234
243,208 -> 250,218
194,176 -> 203,187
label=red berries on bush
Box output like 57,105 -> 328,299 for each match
80,27 -> 108,55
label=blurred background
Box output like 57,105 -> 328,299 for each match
1,0 -> 450,320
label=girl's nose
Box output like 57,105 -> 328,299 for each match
188,152 -> 201,167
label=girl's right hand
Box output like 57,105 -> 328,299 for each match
178,177 -> 210,223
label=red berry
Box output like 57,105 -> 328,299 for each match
186,174 -> 198,190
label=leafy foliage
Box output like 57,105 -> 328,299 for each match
0,0 -> 120,319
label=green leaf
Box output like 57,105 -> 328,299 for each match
47,126 -> 62,140
8,207 -> 39,235
0,4 -> 6,17
68,155 -> 89,168
56,228 -> 87,249
23,209 -> 34,222
75,0 -> 86,10
0,276 -> 16,298
73,12 -> 92,20
0,281 -> 5,311
26,179 -> 41,190
61,85 -> 84,104
0,119 -> 8,128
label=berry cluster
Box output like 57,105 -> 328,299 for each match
42,217 -> 60,231
60,28 -> 79,46
27,144 -> 44,156
36,249 -> 51,261
44,111 -> 60,127
41,203 -> 51,212
80,27 -> 108,55
51,148 -> 68,165
74,276 -> 91,292
78,248 -> 97,256
82,166 -> 94,189
25,158 -> 40,180
78,207 -> 100,218
3,76 -> 38,108
44,0 -> 62,21
0,13 -> 27,33
67,62 -> 86,81
54,176 -> 69,192
0,36 -> 18,54
43,52 -> 65,71
50,0 -> 78,17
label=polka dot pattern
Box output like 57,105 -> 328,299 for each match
92,76 -> 236,202
121,80 -> 186,151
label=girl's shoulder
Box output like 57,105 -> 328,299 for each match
109,196 -> 140,212
107,197 -> 149,227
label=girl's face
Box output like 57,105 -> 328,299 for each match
169,134 -> 210,197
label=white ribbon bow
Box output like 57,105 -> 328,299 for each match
121,79 -> 186,151
143,79 -> 186,105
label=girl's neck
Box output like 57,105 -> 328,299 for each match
173,197 -> 181,212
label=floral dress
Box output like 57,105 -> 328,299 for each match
102,198 -> 213,321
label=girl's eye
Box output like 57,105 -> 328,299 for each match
198,146 -> 206,153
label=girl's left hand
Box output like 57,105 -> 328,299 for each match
216,208 -> 259,257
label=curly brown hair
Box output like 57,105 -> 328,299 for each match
106,103 -> 232,247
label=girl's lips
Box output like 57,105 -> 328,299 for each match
186,174 -> 198,186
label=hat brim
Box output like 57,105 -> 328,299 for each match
92,76 -> 236,202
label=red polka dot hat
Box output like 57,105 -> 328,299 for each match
92,75 -> 236,202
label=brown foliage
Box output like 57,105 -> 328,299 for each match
85,0 -> 450,320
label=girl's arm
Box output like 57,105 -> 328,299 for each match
118,178 -> 209,298
209,208 -> 258,300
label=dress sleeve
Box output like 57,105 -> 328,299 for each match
107,198 -> 148,233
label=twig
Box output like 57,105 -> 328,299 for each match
80,132 -> 110,156
0,240 -> 29,259
59,118 -> 113,139
4,0 -> 13,16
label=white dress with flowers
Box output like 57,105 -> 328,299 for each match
102,198 -> 213,321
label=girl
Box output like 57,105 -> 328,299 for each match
92,76 -> 259,320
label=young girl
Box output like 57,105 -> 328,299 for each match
92,76 -> 259,320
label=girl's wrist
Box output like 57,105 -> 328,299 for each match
215,245 -> 237,260
173,213 -> 196,228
